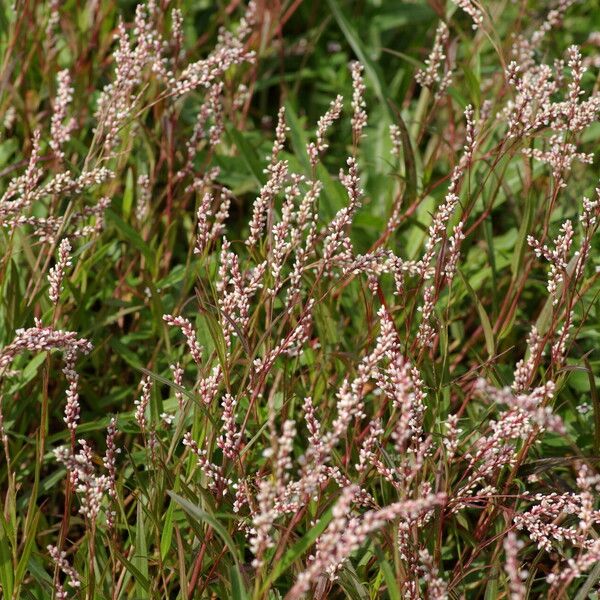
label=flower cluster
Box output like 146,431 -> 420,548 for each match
54,440 -> 110,522
48,238 -> 72,305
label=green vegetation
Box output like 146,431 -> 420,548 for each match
1,0 -> 600,598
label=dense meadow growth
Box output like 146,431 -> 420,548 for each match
2,0 -> 600,598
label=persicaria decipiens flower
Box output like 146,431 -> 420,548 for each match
163,314 -> 203,365
246,160 -> 288,247
103,417 -> 120,530
462,104 -> 476,165
418,548 -> 448,600
198,365 -> 222,405
136,174 -> 151,222
217,393 -> 241,459
513,466 -> 600,588
50,69 -> 75,160
288,488 -> 446,598
54,440 -> 110,522
444,220 -> 465,282
48,238 -> 72,304
0,320 -> 92,371
443,414 -> 462,460
503,532 -> 526,600
416,284 -> 436,347
451,0 -> 484,29
134,376 -> 152,431
389,124 -> 402,157
350,61 -> 367,142
170,362 -> 185,410
528,220 -> 574,304
63,349 -> 81,432
415,21 -> 449,89
307,95 -> 343,167
269,106 -> 288,169
48,544 -> 81,593
183,432 -> 231,492
512,326 -> 543,392
194,192 -> 213,255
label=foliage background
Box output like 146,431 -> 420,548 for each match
2,0 -> 600,598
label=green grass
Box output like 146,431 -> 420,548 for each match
1,0 -> 600,598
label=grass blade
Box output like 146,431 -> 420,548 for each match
167,491 -> 242,565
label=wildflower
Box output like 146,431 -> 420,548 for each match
289,488 -> 446,598
183,432 -> 231,492
217,393 -> 240,459
415,22 -> 450,89
504,532 -> 527,600
444,414 -> 462,460
194,193 -> 213,255
161,412 -> 175,426
416,284 -> 436,347
444,221 -> 465,282
211,188 -> 231,240
0,320 -> 92,371
307,95 -> 344,168
350,61 -> 367,142
63,350 -> 81,432
134,376 -> 152,431
170,362 -> 185,410
512,326 -> 544,392
48,544 -> 81,594
54,440 -> 110,522
198,365 -> 222,405
103,418 -> 120,529
246,160 -> 288,247
419,548 -> 448,600
136,174 -> 151,222
48,238 -> 72,305
50,69 -> 75,160
528,220 -> 574,304
163,314 -> 203,365
389,124 -> 402,157
356,420 -> 384,473
451,0 -> 484,29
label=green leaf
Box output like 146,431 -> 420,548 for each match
105,209 -> 154,265
373,546 -> 401,600
584,356 -> 600,456
134,502 -> 149,599
458,269 -> 495,358
160,496 -> 176,561
392,111 -> 418,202
229,564 -> 249,600
113,546 -> 150,595
14,506 -> 40,592
511,190 -> 535,280
260,505 -> 334,592
326,0 -> 392,121
122,167 -> 134,219
0,515 -> 14,599
462,64 -> 482,108
574,560 -> 600,600
484,568 -> 499,600
110,337 -> 144,370
338,563 -> 370,600
228,126 -> 265,186
167,491 -> 242,565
